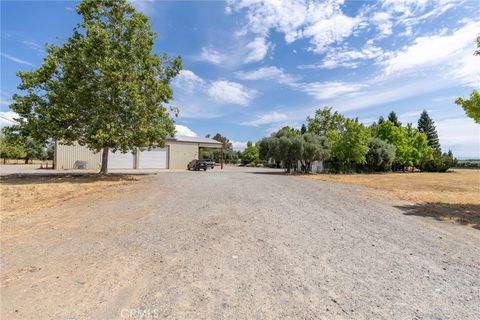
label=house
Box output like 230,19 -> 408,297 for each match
54,136 -> 223,170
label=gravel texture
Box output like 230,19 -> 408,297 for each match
1,167 -> 479,319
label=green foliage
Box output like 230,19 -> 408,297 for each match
417,110 -> 441,151
301,133 -> 330,172
9,0 -> 182,173
365,138 -> 396,172
241,141 -> 260,165
329,118 -> 370,172
259,126 -> 330,173
0,132 -> 27,160
376,120 -> 409,167
300,124 -> 307,134
376,120 -> 433,168
387,111 -> 401,127
405,123 -> 433,166
420,150 -> 457,172
307,107 -> 345,136
455,90 -> 480,124
24,137 -> 47,162
201,133 -> 238,164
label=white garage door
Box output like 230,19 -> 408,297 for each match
139,148 -> 168,169
108,151 -> 135,169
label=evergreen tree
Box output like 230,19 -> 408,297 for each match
417,110 -> 441,152
300,124 -> 307,135
387,111 -> 401,127
378,116 -> 385,124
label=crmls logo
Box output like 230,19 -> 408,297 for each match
120,307 -> 161,319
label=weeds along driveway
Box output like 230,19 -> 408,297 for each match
1,167 -> 479,319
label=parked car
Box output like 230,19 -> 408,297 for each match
202,158 -> 215,169
187,159 -> 208,171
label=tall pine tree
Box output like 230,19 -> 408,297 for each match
387,111 -> 401,127
417,110 -> 441,152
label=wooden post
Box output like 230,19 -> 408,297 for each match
221,147 -> 224,170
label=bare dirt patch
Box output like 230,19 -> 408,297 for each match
0,174 -> 141,221
303,169 -> 480,227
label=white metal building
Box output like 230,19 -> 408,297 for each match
54,136 -> 222,170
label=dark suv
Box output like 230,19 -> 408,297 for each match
187,160 -> 208,171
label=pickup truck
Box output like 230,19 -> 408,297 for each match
202,159 -> 215,169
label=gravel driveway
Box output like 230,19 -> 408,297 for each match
1,167 -> 479,319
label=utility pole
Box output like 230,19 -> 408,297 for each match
221,147 -> 224,170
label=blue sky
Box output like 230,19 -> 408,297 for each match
1,0 -> 479,157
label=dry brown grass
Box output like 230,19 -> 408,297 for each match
303,169 -> 480,228
0,174 -> 140,221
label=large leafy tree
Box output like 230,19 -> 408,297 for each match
404,123 -> 433,167
455,34 -> 480,124
417,110 -> 441,152
9,0 -> 182,173
329,118 -> 370,171
376,120 -> 409,168
376,120 -> 433,169
307,107 -> 345,136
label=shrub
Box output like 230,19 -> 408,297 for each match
365,138 -> 396,172
420,150 -> 457,172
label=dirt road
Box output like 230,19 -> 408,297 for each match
1,167 -> 479,319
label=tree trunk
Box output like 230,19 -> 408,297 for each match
100,147 -> 109,174
25,157 -> 29,164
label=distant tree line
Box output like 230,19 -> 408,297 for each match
251,108 -> 456,173
0,130 -> 54,164
201,133 -> 240,164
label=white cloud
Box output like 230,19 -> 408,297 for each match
299,41 -> 384,70
172,70 -> 259,118
207,80 -> 257,106
198,47 -> 226,64
0,111 -> 19,128
244,37 -> 270,63
174,124 -> 197,137
229,0 -> 362,53
371,11 -> 392,38
235,66 -> 297,85
173,70 -> 205,94
243,111 -> 288,126
231,140 -> 247,151
382,20 -> 480,79
299,81 -> 366,100
0,52 -> 35,67
302,12 -> 360,53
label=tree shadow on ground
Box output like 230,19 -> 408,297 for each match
395,203 -> 480,230
0,173 -> 150,186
